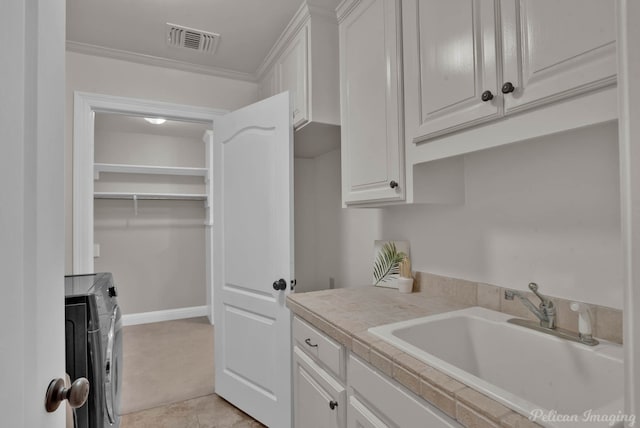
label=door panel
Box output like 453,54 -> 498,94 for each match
0,0 -> 66,427
213,92 -> 293,428
501,0 -> 616,113
404,0 -> 500,143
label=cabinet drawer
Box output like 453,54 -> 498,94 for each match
348,354 -> 461,428
293,316 -> 345,379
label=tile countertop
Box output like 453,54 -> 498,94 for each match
287,286 -> 541,428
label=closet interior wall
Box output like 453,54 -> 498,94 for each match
93,113 -> 209,315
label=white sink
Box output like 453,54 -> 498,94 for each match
368,307 -> 625,427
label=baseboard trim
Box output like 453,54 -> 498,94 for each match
122,305 -> 209,326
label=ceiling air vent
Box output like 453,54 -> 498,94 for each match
166,23 -> 220,55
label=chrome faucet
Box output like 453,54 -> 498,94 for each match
504,283 -> 556,329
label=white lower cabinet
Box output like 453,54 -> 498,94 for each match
292,315 -> 462,428
293,347 -> 346,428
348,396 -> 387,428
347,355 -> 461,428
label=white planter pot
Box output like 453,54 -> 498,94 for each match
397,277 -> 414,293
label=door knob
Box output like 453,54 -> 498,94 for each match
501,82 -> 515,94
481,90 -> 494,102
329,400 -> 338,410
272,278 -> 287,291
389,180 -> 399,189
45,377 -> 90,412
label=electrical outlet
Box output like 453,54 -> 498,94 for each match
94,243 -> 100,258
329,277 -> 335,289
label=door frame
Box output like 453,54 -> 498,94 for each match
72,92 -> 227,322
617,0 -> 640,420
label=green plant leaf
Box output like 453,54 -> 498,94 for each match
373,242 -> 407,285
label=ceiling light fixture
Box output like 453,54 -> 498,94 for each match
144,117 -> 167,125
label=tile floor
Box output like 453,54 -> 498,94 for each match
119,317 -> 264,427
120,394 -> 265,428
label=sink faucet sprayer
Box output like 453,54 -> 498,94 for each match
504,283 -> 556,329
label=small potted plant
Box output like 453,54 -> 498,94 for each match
373,242 -> 413,292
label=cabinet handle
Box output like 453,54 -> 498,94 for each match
329,400 -> 338,410
304,338 -> 318,348
481,90 -> 494,102
501,82 -> 515,94
389,180 -> 399,189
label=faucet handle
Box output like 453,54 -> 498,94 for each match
528,282 -> 553,307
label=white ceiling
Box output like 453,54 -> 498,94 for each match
66,0 -> 309,79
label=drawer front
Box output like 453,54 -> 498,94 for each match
348,354 -> 461,428
293,316 -> 345,379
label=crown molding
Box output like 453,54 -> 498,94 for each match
336,0 -> 363,23
66,40 -> 256,82
254,3 -> 311,80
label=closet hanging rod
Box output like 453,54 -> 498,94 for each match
94,192 -> 207,201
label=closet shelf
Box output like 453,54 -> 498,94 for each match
94,192 -> 207,201
94,163 -> 208,178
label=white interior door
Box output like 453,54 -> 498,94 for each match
0,0 -> 66,427
213,92 -> 294,428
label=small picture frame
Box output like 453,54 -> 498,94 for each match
372,240 -> 411,289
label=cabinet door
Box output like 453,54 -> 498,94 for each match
348,397 -> 388,428
501,0 -> 616,114
339,0 -> 404,205
348,355 -> 461,428
293,347 -> 346,428
279,26 -> 309,129
403,0 -> 500,143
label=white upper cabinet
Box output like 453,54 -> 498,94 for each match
279,26 -> 309,128
500,0 -> 617,114
338,0 -> 404,205
256,1 -> 340,131
403,0 -> 617,145
403,0 -> 501,141
258,67 -> 277,102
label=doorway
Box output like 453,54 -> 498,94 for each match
72,92 -> 225,320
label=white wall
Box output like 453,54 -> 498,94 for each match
65,51 -> 258,273
382,122 -> 622,309
295,149 -> 382,292
309,123 -> 622,310
93,126 -> 207,314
